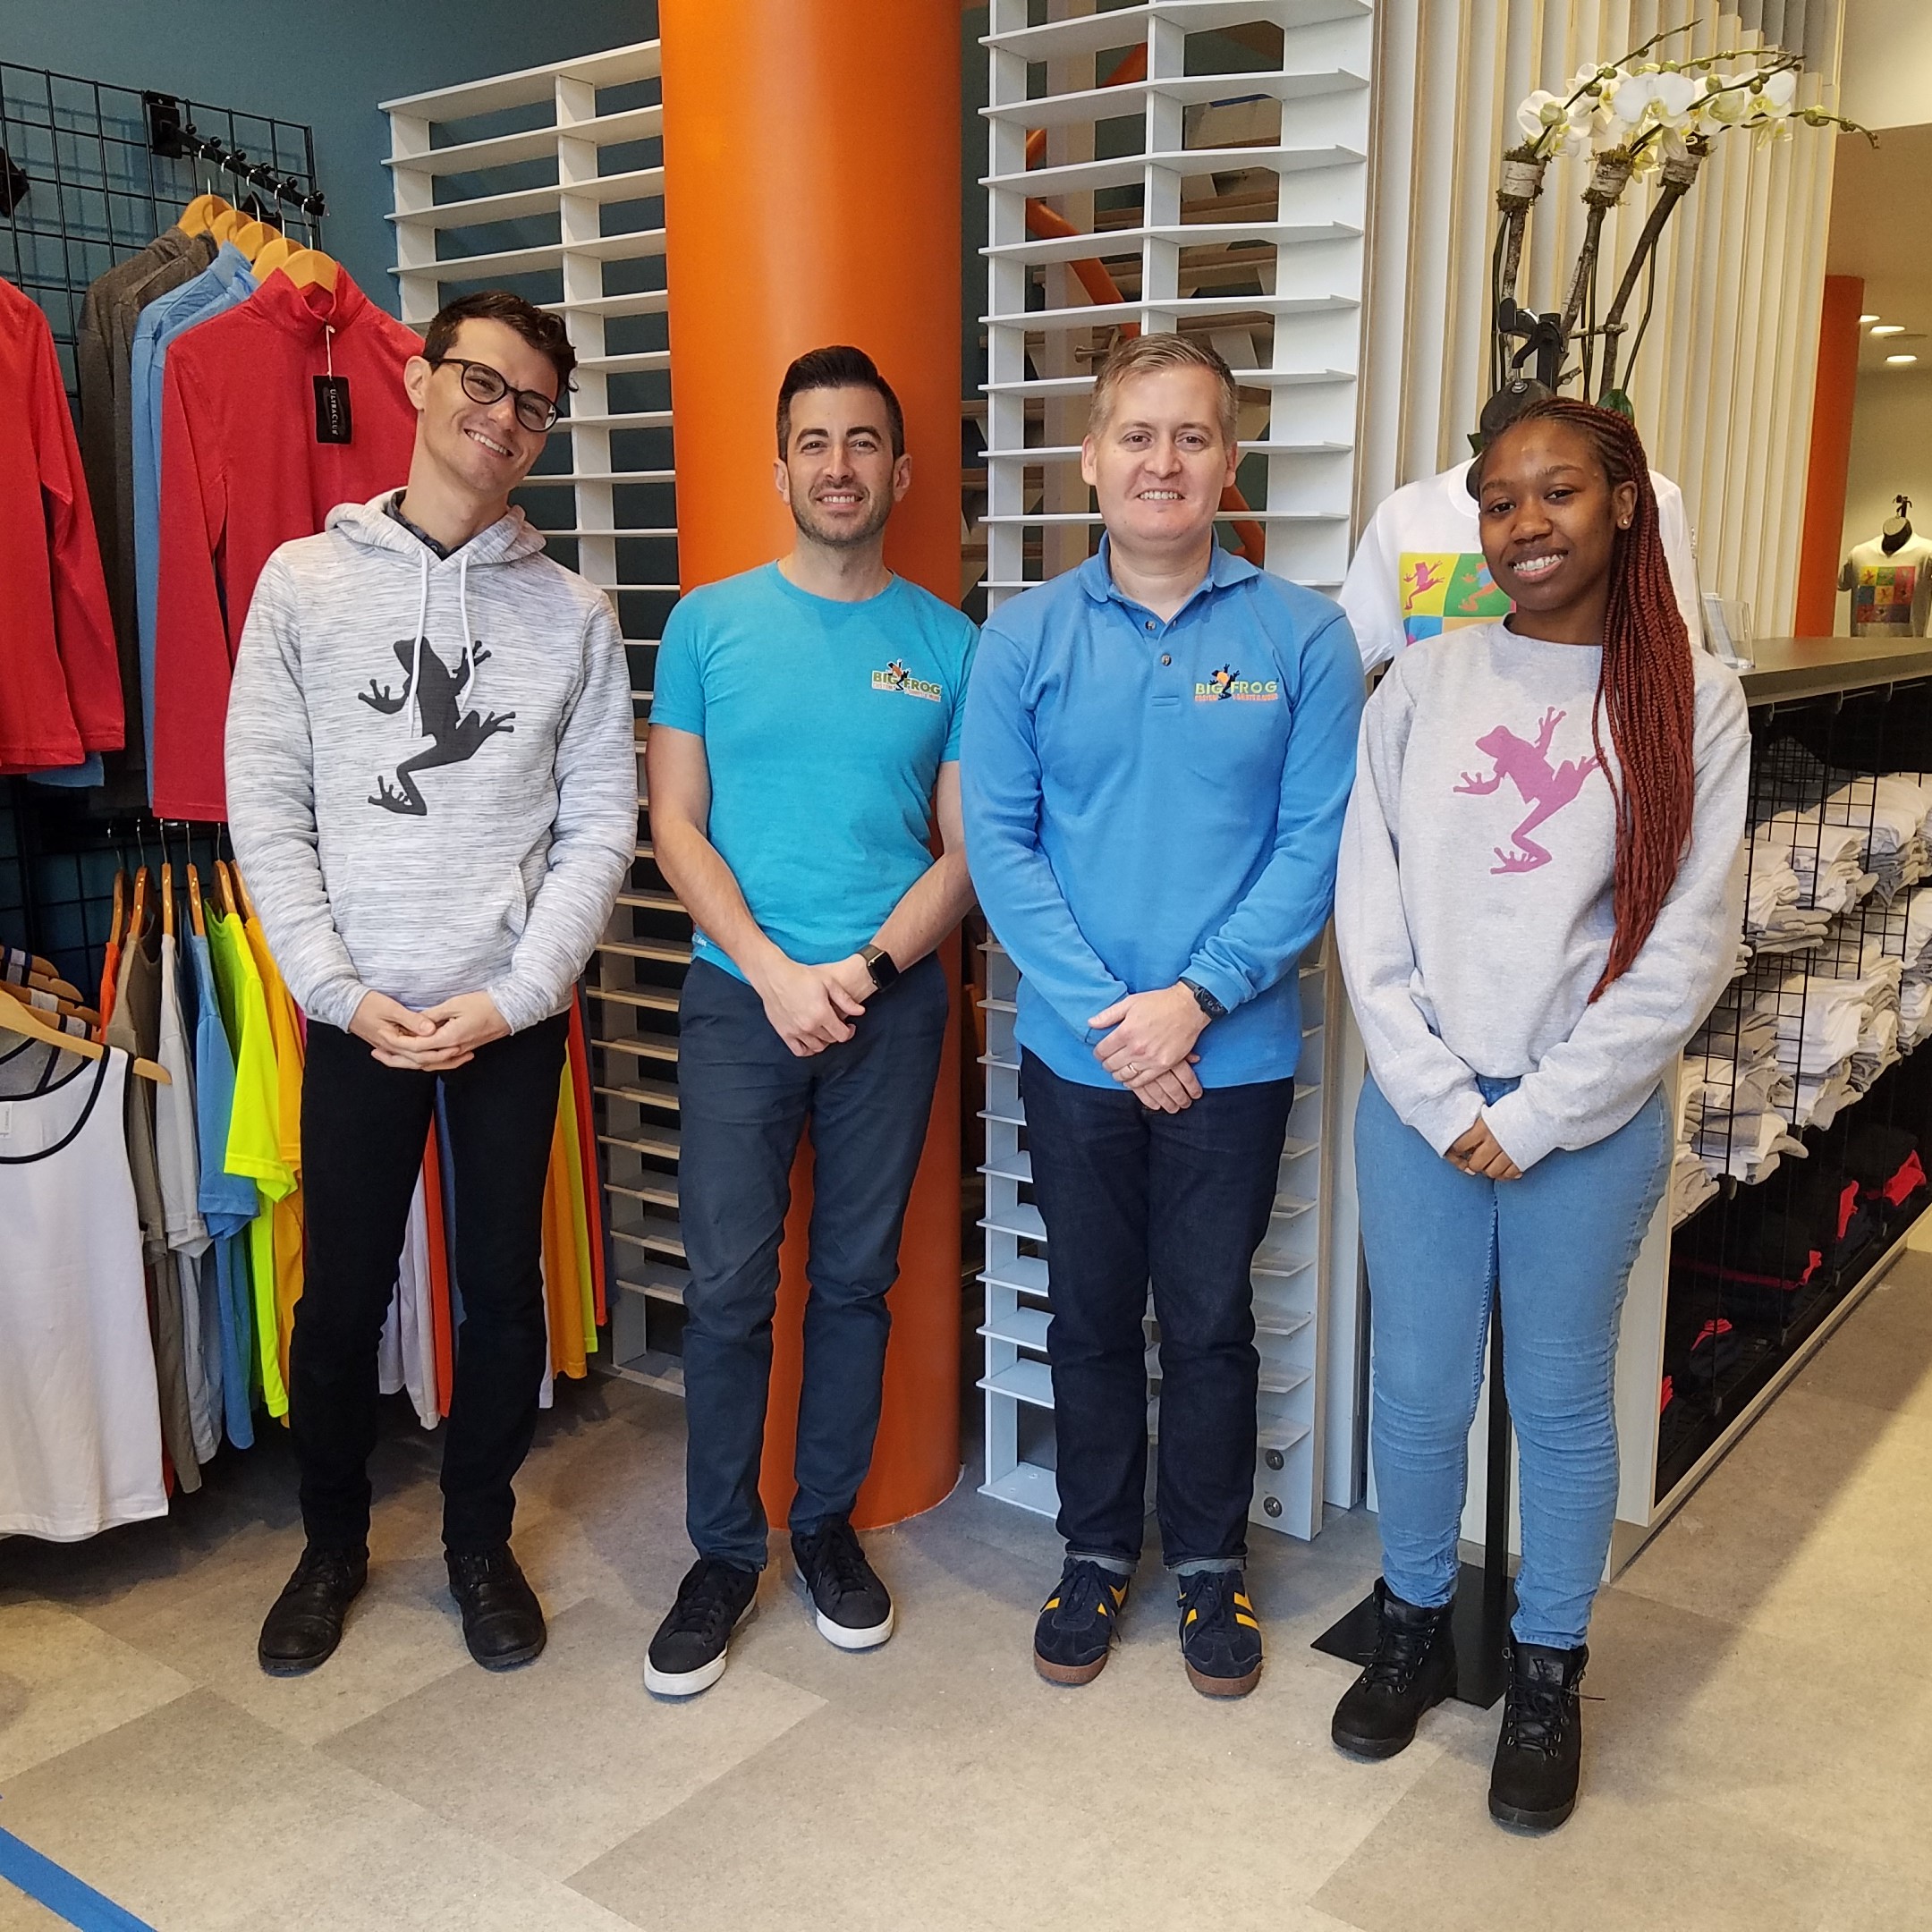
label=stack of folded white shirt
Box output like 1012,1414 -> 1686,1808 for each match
1684,1006 -> 1801,1182
1671,1143 -> 1719,1224
1742,836 -> 1834,952
1898,888 -> 1932,1049
1826,775 -> 1932,902
1751,952 -> 1899,1125
1755,809 -> 1876,917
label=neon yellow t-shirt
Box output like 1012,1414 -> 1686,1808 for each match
208,912 -> 292,1416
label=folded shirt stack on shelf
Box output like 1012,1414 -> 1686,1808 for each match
1755,809 -> 1876,920
1894,888 -> 1932,1050
1826,775 -> 1932,902
1741,837 -> 1833,954
1682,1006 -> 1805,1194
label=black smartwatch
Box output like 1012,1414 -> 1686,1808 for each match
860,944 -> 900,993
1179,977 -> 1227,1021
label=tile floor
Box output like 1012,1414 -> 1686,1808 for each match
3,1248 -> 1928,1931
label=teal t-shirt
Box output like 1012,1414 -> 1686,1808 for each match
650,563 -> 978,978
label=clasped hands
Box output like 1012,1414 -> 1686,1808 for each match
1089,983 -> 1210,1114
1445,1114 -> 1521,1181
351,988 -> 511,1071
753,952 -> 877,1058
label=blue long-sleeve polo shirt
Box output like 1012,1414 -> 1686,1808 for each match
961,539 -> 1365,1089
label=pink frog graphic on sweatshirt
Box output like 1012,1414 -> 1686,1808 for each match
1453,707 -> 1601,875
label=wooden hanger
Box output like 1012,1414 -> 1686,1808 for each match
251,232 -> 298,279
186,861 -> 207,938
108,869 -> 128,954
161,860 -> 175,940
179,192 -> 231,237
208,204 -> 247,246
232,864 -> 259,922
214,860 -> 241,921
0,983 -> 169,1085
231,216 -> 276,262
129,865 -> 152,945
3,945 -> 59,979
280,247 -> 339,292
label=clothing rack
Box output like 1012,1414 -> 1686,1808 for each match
0,62 -> 322,401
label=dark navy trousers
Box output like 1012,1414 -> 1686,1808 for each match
676,954 -> 949,1569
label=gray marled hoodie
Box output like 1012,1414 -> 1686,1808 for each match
225,492 -> 636,1035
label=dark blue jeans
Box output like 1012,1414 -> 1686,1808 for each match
676,954 -> 949,1570
1021,1050 -> 1294,1570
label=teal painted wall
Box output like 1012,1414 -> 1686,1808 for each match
1,1 -> 658,314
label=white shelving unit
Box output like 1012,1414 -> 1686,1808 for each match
976,0 -> 1375,1538
981,0 -> 1374,597
384,42 -> 689,1394
979,940 -> 1343,1539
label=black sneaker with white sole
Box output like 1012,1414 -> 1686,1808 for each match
645,1556 -> 759,1698
792,1518 -> 894,1651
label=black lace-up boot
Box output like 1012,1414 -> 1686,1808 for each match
1330,1578 -> 1457,1759
1489,1640 -> 1589,1831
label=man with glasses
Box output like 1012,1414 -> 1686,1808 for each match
228,290 -> 637,1676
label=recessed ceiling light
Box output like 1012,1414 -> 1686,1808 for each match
1887,353 -> 1919,364
1871,324 -> 1905,335
1860,313 -> 1881,324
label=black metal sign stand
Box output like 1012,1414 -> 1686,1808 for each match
1312,1295 -> 1518,1708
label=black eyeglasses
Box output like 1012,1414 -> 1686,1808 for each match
431,356 -> 562,433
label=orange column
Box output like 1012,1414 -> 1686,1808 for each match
1794,275 -> 1864,638
660,0 -> 964,1528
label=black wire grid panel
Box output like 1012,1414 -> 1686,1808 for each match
0,62 -> 323,403
1663,681 -> 1932,1499
0,66 -> 320,984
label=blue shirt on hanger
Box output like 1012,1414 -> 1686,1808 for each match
130,242 -> 258,791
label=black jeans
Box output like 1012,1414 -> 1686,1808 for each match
1020,1050 -> 1294,1570
292,1013 -> 567,1554
676,955 -> 949,1570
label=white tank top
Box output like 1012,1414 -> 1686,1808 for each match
0,1046 -> 166,1540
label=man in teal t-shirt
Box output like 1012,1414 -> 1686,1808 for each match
643,345 -> 977,1698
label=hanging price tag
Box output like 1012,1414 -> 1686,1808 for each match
314,375 -> 352,445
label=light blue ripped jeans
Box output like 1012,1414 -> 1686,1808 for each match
1356,1072 -> 1670,1650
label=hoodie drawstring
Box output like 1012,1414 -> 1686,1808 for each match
457,550 -> 475,712
408,547 -> 430,741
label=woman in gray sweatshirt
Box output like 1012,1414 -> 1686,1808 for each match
1329,399 -> 1750,1833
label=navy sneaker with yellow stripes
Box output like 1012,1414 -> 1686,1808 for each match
1033,1557 -> 1131,1686
1177,1568 -> 1262,1698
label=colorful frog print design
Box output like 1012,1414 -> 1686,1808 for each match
1206,665 -> 1238,699
359,638 -> 516,818
1453,707 -> 1601,875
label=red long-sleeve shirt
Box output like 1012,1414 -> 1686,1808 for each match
0,276 -> 123,771
152,267 -> 419,820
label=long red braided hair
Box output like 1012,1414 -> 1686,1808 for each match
1478,397 -> 1697,999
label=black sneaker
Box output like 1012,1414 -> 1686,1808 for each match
645,1556 -> 760,1698
792,1518 -> 894,1651
446,1545 -> 547,1671
1177,1568 -> 1262,1699
1032,1558 -> 1130,1686
258,1544 -> 368,1676
1331,1578 -> 1458,1759
1489,1640 -> 1589,1832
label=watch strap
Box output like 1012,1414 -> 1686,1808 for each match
1180,977 -> 1227,1021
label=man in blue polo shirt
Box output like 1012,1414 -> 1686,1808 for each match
962,333 -> 1361,1699
643,345 -> 977,1698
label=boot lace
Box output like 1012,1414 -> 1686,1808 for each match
1501,1672 -> 1573,1756
1049,1559 -> 1115,1624
1361,1612 -> 1439,1692
1177,1569 -> 1234,1636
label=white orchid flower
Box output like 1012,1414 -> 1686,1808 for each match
1699,73 -> 1755,126
1752,66 -> 1800,118
1651,70 -> 1701,125
1518,86 -> 1593,155
1604,70 -> 1658,131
